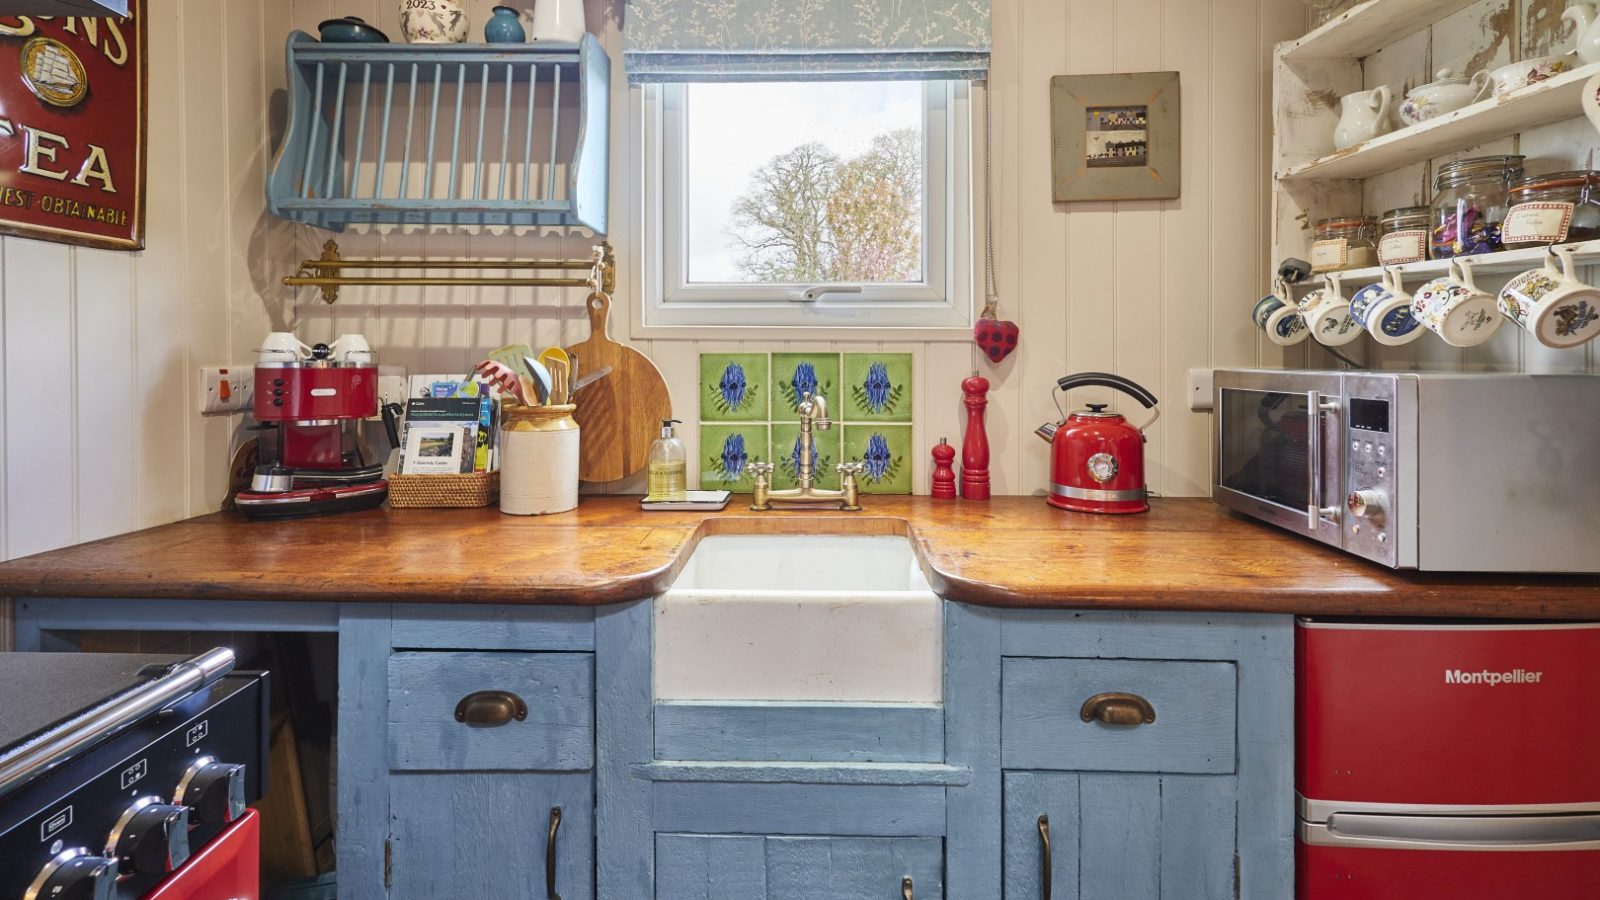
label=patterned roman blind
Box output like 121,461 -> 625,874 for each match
624,0 -> 990,82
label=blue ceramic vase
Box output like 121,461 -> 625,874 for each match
484,6 -> 526,42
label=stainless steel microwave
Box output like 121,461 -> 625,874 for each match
1213,369 -> 1600,572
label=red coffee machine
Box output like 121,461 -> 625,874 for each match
234,333 -> 400,519
1035,372 -> 1160,514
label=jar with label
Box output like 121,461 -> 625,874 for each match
1310,216 -> 1379,273
1431,155 -> 1524,258
1377,207 -> 1432,264
1501,171 -> 1600,249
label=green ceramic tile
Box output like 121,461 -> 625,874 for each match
770,424 -> 841,492
699,424 -> 769,490
699,353 -> 769,422
841,352 -> 913,421
842,425 -> 913,495
770,352 -> 842,421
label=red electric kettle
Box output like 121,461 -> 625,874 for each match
1035,372 -> 1160,514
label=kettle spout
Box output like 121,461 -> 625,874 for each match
1034,422 -> 1059,443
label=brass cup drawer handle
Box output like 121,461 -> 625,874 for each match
1079,692 -> 1156,726
454,690 -> 528,726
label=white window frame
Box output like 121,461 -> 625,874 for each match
633,79 -> 975,337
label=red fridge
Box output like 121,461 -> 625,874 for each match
1297,618 -> 1600,900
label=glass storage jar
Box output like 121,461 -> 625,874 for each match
1501,170 -> 1600,249
1431,155 -> 1524,259
1311,216 -> 1379,273
1377,206 -> 1432,264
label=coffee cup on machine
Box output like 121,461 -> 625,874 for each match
332,333 -> 374,366
258,332 -> 311,365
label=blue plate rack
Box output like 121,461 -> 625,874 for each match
266,32 -> 610,233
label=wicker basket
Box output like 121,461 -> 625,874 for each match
387,471 -> 500,509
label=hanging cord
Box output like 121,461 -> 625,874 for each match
980,80 -> 999,320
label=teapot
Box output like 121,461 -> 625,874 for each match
1397,69 -> 1491,126
1333,86 -> 1393,151
1566,3 -> 1600,65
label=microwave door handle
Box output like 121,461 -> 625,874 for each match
1306,391 -> 1342,529
1309,813 -> 1600,852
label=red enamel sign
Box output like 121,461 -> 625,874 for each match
0,1 -> 145,250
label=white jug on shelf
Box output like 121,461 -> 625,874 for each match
1333,86 -> 1393,151
528,0 -> 586,42
1565,3 -> 1600,65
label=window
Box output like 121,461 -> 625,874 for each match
639,80 -> 974,332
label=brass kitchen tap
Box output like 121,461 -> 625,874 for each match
749,392 -> 863,512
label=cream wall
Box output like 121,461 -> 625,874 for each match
0,0 -> 291,562
281,0 -> 1306,498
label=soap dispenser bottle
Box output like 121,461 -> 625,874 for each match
646,419 -> 687,502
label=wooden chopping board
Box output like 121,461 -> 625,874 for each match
566,291 -> 673,482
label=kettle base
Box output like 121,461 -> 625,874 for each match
1047,491 -> 1149,515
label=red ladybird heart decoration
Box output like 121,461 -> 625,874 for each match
974,312 -> 1020,363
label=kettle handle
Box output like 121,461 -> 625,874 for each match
1055,372 -> 1159,409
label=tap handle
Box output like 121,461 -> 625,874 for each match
837,462 -> 865,478
748,462 -> 775,481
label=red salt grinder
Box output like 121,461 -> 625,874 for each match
931,438 -> 957,499
960,373 -> 991,500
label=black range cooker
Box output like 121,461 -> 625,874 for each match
0,649 -> 268,899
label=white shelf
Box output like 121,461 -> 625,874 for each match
1281,0 -> 1482,62
1288,240 -> 1600,291
1277,62 -> 1600,183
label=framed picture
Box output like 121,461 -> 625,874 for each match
1050,71 -> 1180,203
0,0 -> 147,250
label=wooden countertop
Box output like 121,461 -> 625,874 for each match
1,497 -> 1597,618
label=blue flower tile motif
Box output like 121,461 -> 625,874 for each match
772,354 -> 837,418
699,353 -> 767,421
718,362 -> 748,410
718,434 -> 748,479
862,433 -> 894,480
792,362 -> 818,401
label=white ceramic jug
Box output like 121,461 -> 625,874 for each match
529,0 -> 585,42
1565,3 -> 1600,65
1333,86 -> 1393,150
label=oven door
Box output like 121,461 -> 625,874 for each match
1214,369 -> 1344,548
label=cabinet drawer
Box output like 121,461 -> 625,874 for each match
656,834 -> 943,899
1001,657 -> 1236,773
388,651 -> 593,772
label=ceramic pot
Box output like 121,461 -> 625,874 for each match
1333,86 -> 1392,151
1498,247 -> 1600,349
484,5 -> 527,42
529,0 -> 586,42
1397,68 -> 1490,126
1565,3 -> 1600,66
318,16 -> 390,42
400,0 -> 469,43
1488,55 -> 1576,97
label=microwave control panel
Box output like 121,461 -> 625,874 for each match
1343,394 -> 1397,567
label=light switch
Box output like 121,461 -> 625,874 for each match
1187,368 -> 1214,412
200,367 -> 252,415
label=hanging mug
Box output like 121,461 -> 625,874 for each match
400,0 -> 469,43
1497,246 -> 1600,349
1412,257 -> 1503,347
1349,267 -> 1422,347
1300,276 -> 1363,347
1252,294 -> 1308,346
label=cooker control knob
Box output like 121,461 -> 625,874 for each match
1346,490 -> 1387,522
107,798 -> 191,876
25,849 -> 117,900
176,758 -> 247,824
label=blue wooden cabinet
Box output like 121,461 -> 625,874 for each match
12,596 -> 1292,900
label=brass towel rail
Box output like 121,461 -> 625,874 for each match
284,239 -> 616,305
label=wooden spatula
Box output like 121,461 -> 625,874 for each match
565,291 -> 673,482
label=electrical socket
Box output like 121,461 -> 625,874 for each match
200,367 -> 252,415
1187,368 -> 1214,412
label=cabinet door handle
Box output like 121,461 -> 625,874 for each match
1038,814 -> 1052,900
902,875 -> 913,900
546,806 -> 562,900
454,690 -> 528,726
1079,692 -> 1156,726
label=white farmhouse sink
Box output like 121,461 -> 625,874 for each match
654,535 -> 942,703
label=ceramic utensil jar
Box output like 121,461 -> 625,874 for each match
400,0 -> 469,43
1412,257 -> 1503,347
499,403 -> 579,515
1497,246 -> 1600,349
1397,69 -> 1491,125
1333,86 -> 1393,150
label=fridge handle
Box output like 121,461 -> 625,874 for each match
1304,813 -> 1600,852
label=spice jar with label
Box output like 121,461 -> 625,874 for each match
1430,154 -> 1524,258
1501,170 -> 1600,249
1311,216 -> 1379,273
1377,207 -> 1433,264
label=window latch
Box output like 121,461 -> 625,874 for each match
789,284 -> 864,303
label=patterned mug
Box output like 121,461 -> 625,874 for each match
1411,257 -> 1503,347
1497,246 -> 1600,349
1299,277 -> 1363,347
1349,267 -> 1422,347
1252,294 -> 1308,346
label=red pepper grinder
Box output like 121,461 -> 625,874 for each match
931,438 -> 957,499
960,373 -> 991,500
